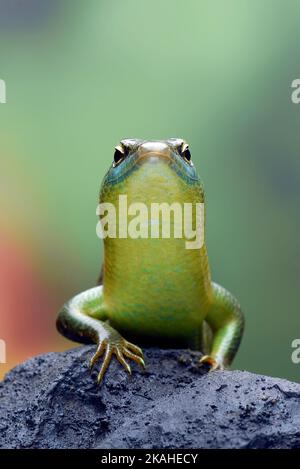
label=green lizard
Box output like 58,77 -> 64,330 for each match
57,139 -> 244,384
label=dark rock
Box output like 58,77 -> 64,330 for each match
1,346 -> 300,449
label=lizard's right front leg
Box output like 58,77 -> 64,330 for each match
56,286 -> 145,384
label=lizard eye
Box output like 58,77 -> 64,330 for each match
180,143 -> 192,164
113,145 -> 125,167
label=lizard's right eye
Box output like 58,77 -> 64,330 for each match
113,146 -> 125,167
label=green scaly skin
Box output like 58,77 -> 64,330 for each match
57,138 -> 244,384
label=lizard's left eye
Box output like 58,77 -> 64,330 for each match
180,144 -> 192,163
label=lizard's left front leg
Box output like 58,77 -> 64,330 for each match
200,282 -> 245,370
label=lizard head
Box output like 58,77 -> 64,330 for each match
100,138 -> 203,196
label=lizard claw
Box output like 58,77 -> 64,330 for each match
89,340 -> 107,370
199,355 -> 224,371
124,340 -> 146,368
89,335 -> 145,385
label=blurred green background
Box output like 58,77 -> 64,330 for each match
1,0 -> 300,382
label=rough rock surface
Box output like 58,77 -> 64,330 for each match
1,346 -> 300,449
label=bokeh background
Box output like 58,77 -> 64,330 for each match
1,0 -> 300,382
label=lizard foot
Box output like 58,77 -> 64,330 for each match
89,335 -> 145,384
199,355 -> 225,372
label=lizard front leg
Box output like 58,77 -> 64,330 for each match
200,282 -> 245,370
56,286 -> 145,384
